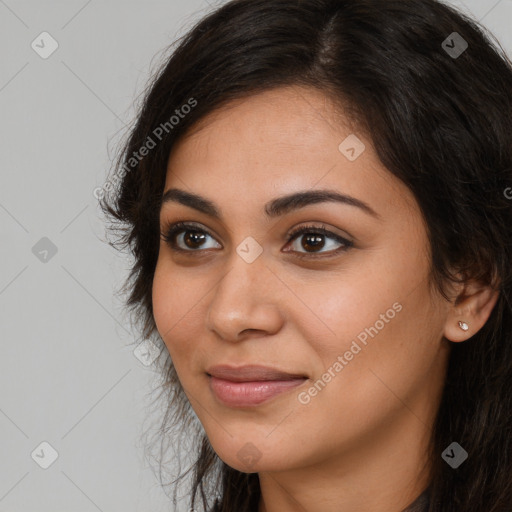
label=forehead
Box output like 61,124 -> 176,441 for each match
169,86 -> 355,168
164,86 -> 417,221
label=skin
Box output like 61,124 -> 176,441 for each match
152,86 -> 499,512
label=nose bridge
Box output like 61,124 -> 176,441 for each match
212,244 -> 269,312
219,233 -> 268,295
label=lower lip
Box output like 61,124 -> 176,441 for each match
209,376 -> 307,407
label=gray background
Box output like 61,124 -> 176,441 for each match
0,1 -> 510,511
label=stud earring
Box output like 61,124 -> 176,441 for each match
458,321 -> 469,331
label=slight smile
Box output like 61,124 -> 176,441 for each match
206,365 -> 309,407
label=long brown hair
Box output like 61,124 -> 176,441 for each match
99,1 -> 512,510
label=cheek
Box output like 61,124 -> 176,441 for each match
290,266 -> 401,357
316,281 -> 440,405
152,262 -> 208,368
151,263 -> 172,339
293,243 -> 436,387
152,263 -> 189,350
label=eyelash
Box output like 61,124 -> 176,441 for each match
161,221 -> 353,260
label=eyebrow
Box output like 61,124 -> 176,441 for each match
160,188 -> 381,220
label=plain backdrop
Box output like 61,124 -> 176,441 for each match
0,1 -> 511,511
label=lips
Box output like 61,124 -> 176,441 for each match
206,364 -> 307,382
206,365 -> 308,407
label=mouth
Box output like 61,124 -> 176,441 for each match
206,364 -> 309,407
206,364 -> 308,382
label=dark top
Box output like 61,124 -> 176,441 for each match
402,487 -> 431,512
209,486 -> 432,511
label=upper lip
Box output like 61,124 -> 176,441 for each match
206,364 -> 308,382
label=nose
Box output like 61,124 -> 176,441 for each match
205,252 -> 285,343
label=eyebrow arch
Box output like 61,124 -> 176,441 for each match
160,188 -> 381,220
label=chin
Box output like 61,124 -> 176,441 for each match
208,435 -> 301,474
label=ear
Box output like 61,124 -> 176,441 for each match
444,278 -> 500,342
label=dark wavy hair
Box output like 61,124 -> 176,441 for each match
99,0 -> 512,511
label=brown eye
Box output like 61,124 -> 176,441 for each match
181,230 -> 207,249
284,224 -> 353,258
161,222 -> 221,252
298,233 -> 326,252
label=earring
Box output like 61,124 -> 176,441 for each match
458,321 -> 469,331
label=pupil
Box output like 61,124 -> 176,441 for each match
185,230 -> 205,248
302,234 -> 324,252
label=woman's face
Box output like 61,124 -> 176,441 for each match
152,86 -> 452,474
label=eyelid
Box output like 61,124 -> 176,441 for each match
285,222 -> 353,244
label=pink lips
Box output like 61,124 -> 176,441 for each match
206,365 -> 308,407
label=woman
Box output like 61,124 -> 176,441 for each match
100,0 -> 512,510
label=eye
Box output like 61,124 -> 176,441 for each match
160,221 -> 353,259
284,223 -> 353,259
161,221 -> 221,252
